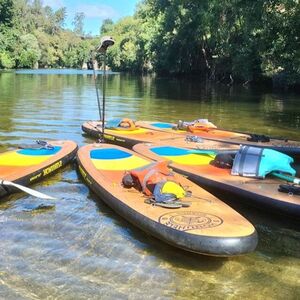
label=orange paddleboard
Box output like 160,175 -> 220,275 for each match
82,121 -> 239,151
0,140 -> 78,198
137,121 -> 300,160
77,143 -> 257,256
133,143 -> 300,219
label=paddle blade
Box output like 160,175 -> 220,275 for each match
1,180 -> 56,200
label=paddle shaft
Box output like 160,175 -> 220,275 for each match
101,53 -> 107,141
272,172 -> 300,184
92,53 -> 102,120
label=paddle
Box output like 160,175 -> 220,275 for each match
0,179 -> 56,200
271,172 -> 300,185
96,36 -> 115,141
171,120 -> 294,143
91,52 -> 102,121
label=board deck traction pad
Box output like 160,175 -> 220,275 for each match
0,146 -> 62,167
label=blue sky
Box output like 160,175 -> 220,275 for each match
43,0 -> 139,35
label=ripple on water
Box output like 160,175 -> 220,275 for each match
0,72 -> 299,299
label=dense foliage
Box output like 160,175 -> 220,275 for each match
0,0 -> 97,69
0,0 -> 299,89
104,0 -> 300,88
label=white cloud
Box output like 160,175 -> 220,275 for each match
75,4 -> 118,19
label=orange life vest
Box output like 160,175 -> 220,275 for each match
130,161 -> 174,196
187,121 -> 217,133
116,118 -> 137,131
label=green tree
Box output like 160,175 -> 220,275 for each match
260,0 -> 300,87
136,0 -> 211,75
0,52 -> 15,68
0,0 -> 14,27
72,12 -> 85,35
0,0 -> 299,89
18,33 -> 41,68
105,16 -> 146,72
100,18 -> 114,34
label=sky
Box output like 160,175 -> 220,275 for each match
43,0 -> 139,36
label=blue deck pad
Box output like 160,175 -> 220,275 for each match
151,122 -> 174,129
90,148 -> 132,160
18,146 -> 62,156
151,146 -> 191,156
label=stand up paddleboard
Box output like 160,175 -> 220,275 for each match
0,140 -> 78,198
77,143 -> 257,256
82,120 -> 239,151
137,121 -> 300,161
133,143 -> 300,219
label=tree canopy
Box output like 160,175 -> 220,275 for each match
0,0 -> 97,69
105,0 -> 300,89
0,0 -> 299,89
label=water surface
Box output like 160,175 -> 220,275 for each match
0,70 -> 299,299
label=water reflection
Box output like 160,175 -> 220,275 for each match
0,70 -> 299,299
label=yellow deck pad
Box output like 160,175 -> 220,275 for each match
107,128 -> 149,135
0,151 -> 52,166
162,153 -> 215,165
92,155 -> 150,171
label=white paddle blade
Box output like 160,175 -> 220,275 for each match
1,180 -> 56,200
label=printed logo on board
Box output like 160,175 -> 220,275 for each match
43,160 -> 63,176
159,211 -> 223,231
30,172 -> 42,182
78,165 -> 92,185
116,138 -> 126,143
103,134 -> 115,141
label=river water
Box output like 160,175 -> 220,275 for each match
0,70 -> 299,299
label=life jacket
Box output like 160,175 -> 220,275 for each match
123,161 -> 190,207
177,119 -> 216,131
118,118 -> 136,130
105,118 -> 137,131
186,119 -> 217,133
130,161 -> 174,196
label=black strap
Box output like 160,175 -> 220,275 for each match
278,184 -> 300,195
247,134 -> 270,143
185,135 -> 203,143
